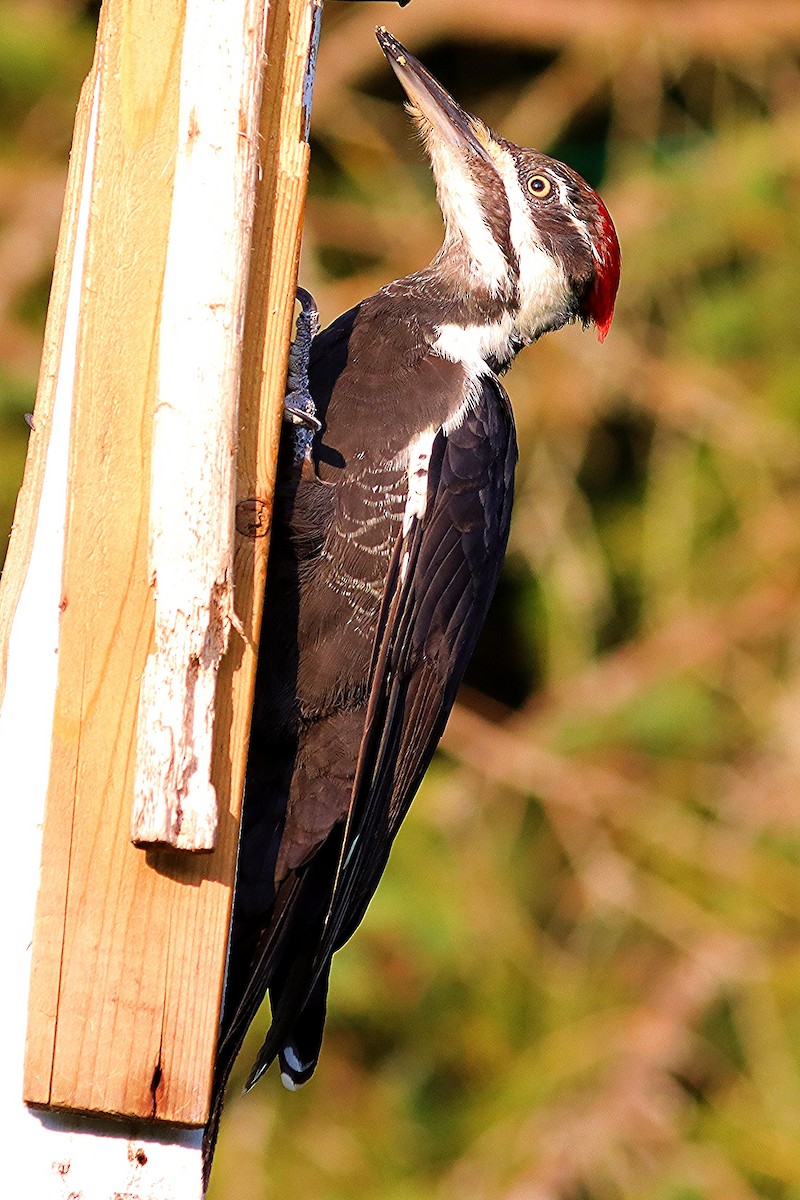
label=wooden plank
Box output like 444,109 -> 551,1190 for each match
21,0 -> 320,1127
24,0 -> 204,1122
0,41 -> 207,1200
129,0 -> 274,854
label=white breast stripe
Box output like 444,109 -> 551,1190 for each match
433,318 -> 514,372
431,321 -> 508,433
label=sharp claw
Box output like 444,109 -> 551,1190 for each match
284,287 -> 321,459
296,287 -> 319,321
284,403 -> 322,433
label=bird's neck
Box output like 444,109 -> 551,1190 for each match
418,220 -> 576,365
429,310 -> 522,377
401,256 -> 524,376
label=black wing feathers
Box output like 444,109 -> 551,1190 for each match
319,373 -> 516,977
241,373 -> 516,1093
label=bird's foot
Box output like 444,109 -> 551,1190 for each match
284,402 -> 322,433
284,288 -> 321,460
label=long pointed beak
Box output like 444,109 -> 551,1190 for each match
376,28 -> 493,166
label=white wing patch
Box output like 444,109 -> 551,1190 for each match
403,429 -> 435,536
397,428 -> 436,584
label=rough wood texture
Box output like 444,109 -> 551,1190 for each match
0,45 -> 208,1200
15,0 -> 320,1131
213,0 -> 323,886
130,0 -> 272,854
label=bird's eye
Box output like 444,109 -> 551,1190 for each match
527,174 -> 553,199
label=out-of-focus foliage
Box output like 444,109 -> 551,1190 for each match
0,0 -> 95,556
5,3 -> 800,1198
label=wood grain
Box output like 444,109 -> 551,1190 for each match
21,0 -> 319,1126
130,0 -> 274,853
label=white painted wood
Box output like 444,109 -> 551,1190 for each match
0,66 -> 206,1200
131,0 -> 271,852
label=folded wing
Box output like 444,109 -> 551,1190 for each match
246,371 -> 517,1088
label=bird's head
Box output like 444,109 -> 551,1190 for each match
377,29 -> 621,347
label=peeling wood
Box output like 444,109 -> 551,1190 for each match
130,0 -> 272,853
3,0 -> 320,1183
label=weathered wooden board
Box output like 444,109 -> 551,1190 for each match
17,0 -> 320,1127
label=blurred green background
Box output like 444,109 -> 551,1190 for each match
5,1 -> 800,1197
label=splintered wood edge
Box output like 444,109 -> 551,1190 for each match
0,71 -> 98,707
1,0 -> 319,1183
129,0 -> 273,854
0,54 -> 207,1200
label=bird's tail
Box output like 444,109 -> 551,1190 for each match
201,874 -> 302,1188
274,964 -> 331,1090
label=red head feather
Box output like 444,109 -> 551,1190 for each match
581,197 -> 621,342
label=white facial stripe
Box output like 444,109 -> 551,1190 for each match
557,170 -> 600,261
425,131 -> 510,293
488,144 -> 571,342
566,204 -> 595,257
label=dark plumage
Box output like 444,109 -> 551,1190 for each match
203,28 -> 620,1173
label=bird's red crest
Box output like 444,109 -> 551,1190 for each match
583,198 -> 621,342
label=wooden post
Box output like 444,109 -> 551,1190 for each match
0,0 -> 320,1192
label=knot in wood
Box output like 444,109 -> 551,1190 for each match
236,497 -> 271,538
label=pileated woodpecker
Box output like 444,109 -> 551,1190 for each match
206,27 -> 620,1155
